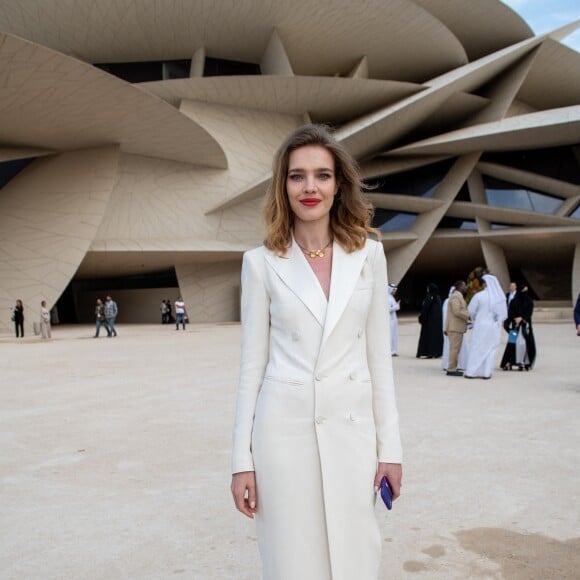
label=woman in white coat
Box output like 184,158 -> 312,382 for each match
231,125 -> 403,580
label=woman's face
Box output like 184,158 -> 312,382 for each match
286,145 -> 337,227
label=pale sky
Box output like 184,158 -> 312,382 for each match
501,0 -> 580,51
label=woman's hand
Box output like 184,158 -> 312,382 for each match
374,463 -> 402,500
231,471 -> 258,518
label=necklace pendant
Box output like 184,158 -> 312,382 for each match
315,249 -> 324,258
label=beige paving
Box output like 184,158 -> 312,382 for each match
0,320 -> 579,579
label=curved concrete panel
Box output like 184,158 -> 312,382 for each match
139,76 -> 423,124
0,146 -> 119,334
0,0 -> 467,81
391,105 -> 580,155
0,33 -> 227,168
517,40 -> 580,110
413,0 -> 532,60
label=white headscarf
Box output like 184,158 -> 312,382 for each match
447,285 -> 455,298
482,274 -> 508,322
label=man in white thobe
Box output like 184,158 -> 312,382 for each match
465,274 -> 508,379
388,283 -> 400,356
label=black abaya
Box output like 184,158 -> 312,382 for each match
416,283 -> 443,358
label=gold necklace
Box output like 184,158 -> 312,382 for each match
296,238 -> 333,258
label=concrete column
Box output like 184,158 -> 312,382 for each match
190,46 -> 205,77
460,49 -> 538,127
387,153 -> 481,284
260,29 -> 294,76
347,56 -> 368,79
480,240 -> 510,291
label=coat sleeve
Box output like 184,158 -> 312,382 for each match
231,250 -> 271,474
366,243 -> 403,464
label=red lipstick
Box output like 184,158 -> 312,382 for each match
300,198 -> 321,206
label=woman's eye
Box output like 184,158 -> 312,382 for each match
289,174 -> 302,181
318,173 -> 331,180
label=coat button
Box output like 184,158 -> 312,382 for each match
291,330 -> 301,341
357,328 -> 363,338
315,373 -> 324,381
349,372 -> 356,380
315,416 -> 326,425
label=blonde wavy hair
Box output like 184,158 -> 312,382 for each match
263,124 -> 376,255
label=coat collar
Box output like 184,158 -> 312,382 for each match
322,240 -> 368,344
263,237 -> 369,345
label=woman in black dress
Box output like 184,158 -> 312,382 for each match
416,283 -> 443,358
501,284 -> 536,370
13,299 -> 24,338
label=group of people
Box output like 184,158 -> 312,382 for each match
94,295 -> 118,338
160,300 -> 175,324
406,276 -> 537,379
160,297 -> 188,330
9,299 -> 52,339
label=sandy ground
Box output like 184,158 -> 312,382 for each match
0,320 -> 579,580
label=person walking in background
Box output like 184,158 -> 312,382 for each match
166,299 -> 174,324
506,281 -> 517,308
12,299 -> 24,338
501,284 -> 536,371
174,296 -> 186,330
94,299 -> 111,338
444,281 -> 470,376
464,274 -> 507,379
388,283 -> 400,356
40,300 -> 51,339
160,300 -> 168,324
575,293 -> 580,336
416,283 -> 443,358
104,295 -> 118,337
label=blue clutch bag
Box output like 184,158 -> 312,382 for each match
380,476 -> 393,510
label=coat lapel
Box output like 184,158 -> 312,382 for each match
321,241 -> 369,346
264,239 -> 328,327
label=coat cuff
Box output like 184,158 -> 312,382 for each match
232,452 -> 255,475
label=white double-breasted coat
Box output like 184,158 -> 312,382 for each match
232,238 -> 402,580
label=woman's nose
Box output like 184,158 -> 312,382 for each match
304,175 -> 316,191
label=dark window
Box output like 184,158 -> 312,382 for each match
483,176 -> 562,214
0,158 -> 35,190
203,57 -> 261,77
491,223 -> 520,229
437,217 -> 478,230
163,60 -> 192,79
364,159 -> 456,198
482,146 -> 580,185
571,205 -> 580,219
373,209 -> 418,231
73,269 -> 179,290
95,59 -> 192,83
